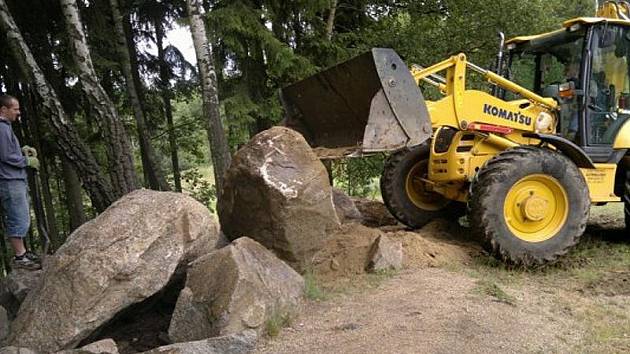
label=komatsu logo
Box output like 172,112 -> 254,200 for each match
482,104 -> 532,126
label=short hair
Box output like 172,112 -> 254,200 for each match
0,95 -> 17,109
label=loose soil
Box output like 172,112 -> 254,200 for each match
256,202 -> 630,353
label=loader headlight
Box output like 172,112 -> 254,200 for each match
535,112 -> 553,133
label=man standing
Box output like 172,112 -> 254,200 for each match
0,95 -> 40,270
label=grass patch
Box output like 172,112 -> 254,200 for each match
303,270 -> 327,301
473,279 -> 516,305
265,309 -> 294,338
571,301 -> 630,352
366,268 -> 398,288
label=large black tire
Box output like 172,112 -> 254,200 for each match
380,143 -> 464,228
469,146 -> 590,266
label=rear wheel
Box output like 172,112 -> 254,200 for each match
380,143 -> 463,228
469,147 -> 590,266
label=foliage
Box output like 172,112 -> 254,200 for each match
333,155 -> 385,198
180,168 -> 217,211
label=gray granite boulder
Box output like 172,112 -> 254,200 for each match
218,126 -> 339,271
168,237 -> 303,341
7,190 -> 221,352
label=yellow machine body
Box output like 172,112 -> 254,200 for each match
407,26 -> 628,205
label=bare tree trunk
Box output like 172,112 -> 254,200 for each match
326,0 -> 338,40
155,19 -> 182,192
60,0 -> 138,198
110,0 -> 170,191
0,0 -> 115,212
61,156 -> 86,233
322,0 -> 338,183
21,90 -> 60,248
186,0 -> 231,194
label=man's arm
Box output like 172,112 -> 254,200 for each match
0,127 -> 27,168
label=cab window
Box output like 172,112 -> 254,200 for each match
587,24 -> 630,145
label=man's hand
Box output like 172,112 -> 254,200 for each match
21,146 -> 37,158
26,156 -> 39,170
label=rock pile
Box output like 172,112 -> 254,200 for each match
0,126 -> 436,353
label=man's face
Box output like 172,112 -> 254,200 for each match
0,99 -> 20,122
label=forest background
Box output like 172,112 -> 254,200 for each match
0,0 -> 595,275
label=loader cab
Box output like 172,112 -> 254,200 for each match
506,21 -> 630,162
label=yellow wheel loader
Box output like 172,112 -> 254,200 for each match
281,1 -> 630,266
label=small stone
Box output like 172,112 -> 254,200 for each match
366,235 -> 403,272
330,259 -> 340,271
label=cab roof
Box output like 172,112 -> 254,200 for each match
506,17 -> 630,46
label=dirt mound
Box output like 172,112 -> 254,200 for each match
312,223 -> 382,281
390,219 -> 481,268
311,217 -> 482,282
352,198 -> 398,227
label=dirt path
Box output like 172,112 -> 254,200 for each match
256,268 -> 587,354
255,204 -> 630,353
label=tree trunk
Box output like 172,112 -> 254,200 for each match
21,89 -> 60,249
0,0 -> 115,212
324,0 -> 337,183
110,0 -> 170,191
186,0 -> 231,194
62,156 -> 86,233
326,0 -> 338,41
60,0 -> 138,198
155,18 -> 182,192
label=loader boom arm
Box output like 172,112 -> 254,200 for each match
410,54 -> 558,110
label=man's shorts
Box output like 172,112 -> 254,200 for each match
0,179 -> 30,238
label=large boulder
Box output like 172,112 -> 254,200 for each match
141,330 -> 256,354
168,237 -> 303,341
218,126 -> 340,271
7,190 -> 221,352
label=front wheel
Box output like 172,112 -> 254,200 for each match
469,146 -> 590,266
380,143 -> 463,229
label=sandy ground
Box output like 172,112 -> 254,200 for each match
255,203 -> 630,354
256,268 -> 588,354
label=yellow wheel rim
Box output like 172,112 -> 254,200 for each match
405,160 -> 450,211
504,174 -> 569,242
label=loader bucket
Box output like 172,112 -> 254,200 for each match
281,48 -> 432,155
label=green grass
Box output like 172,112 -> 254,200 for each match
303,270 -> 328,301
265,309 -> 294,338
472,279 -> 516,305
